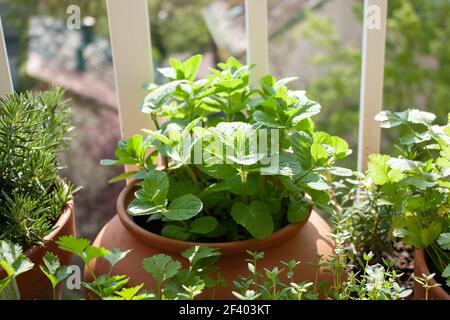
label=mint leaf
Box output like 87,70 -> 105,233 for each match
287,202 -> 310,223
141,81 -> 183,113
253,110 -> 284,128
231,201 -> 274,239
310,143 -> 328,165
164,194 -> 203,221
190,217 -> 219,234
161,224 -> 191,241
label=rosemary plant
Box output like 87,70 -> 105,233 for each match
0,87 -> 75,248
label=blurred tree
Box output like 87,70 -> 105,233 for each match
0,0 -> 212,88
294,0 -> 450,168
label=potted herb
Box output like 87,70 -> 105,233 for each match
95,55 -> 352,298
366,109 -> 450,300
0,88 -> 77,299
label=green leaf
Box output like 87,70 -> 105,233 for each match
387,158 -> 418,171
367,154 -> 404,185
322,167 -> 353,177
442,264 -> 450,280
190,217 -> 219,234
164,194 -> 203,221
407,109 -> 436,125
42,252 -> 60,275
375,110 -> 409,128
40,252 -> 71,290
56,236 -> 110,265
287,202 -> 310,223
114,284 -> 144,300
84,246 -> 111,265
290,131 -> 313,169
140,170 -> 169,206
168,181 -> 200,201
231,201 -> 274,239
403,176 -> 436,189
198,164 -> 238,180
56,236 -> 90,256
142,254 -> 181,286
107,171 -> 139,184
437,233 -> 450,250
142,130 -> 171,145
170,54 -> 202,81
127,198 -> 165,216
0,241 -> 34,281
420,222 -> 443,247
141,81 -> 183,113
310,143 -> 328,164
253,111 -> 284,128
291,100 -> 321,125
161,224 -> 191,241
104,248 -> 131,268
181,246 -> 221,269
330,136 -> 350,159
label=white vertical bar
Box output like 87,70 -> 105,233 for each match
106,0 -> 154,140
357,0 -> 387,172
0,17 -> 13,96
245,0 -> 269,85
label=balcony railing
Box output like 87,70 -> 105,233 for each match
0,0 -> 388,172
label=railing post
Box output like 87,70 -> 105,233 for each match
357,0 -> 388,172
0,17 -> 14,96
245,0 -> 269,85
106,0 -> 154,140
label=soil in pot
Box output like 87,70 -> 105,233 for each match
0,201 -> 76,300
87,183 -> 335,299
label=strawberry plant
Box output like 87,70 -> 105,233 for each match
102,55 -> 351,242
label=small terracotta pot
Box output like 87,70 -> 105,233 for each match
413,248 -> 450,300
87,182 -> 335,299
0,201 -> 76,300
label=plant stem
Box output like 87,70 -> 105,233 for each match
184,165 -> 199,184
151,113 -> 160,130
227,93 -> 232,121
240,166 -> 248,205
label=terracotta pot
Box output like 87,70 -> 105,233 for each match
88,182 -> 335,299
0,201 -> 76,300
413,248 -> 450,300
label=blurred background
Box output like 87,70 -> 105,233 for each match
0,0 -> 449,242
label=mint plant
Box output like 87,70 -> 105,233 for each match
103,55 -> 351,242
365,109 -> 449,289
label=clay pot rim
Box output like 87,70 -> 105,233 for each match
0,200 -> 74,277
414,248 -> 450,300
117,181 -> 311,256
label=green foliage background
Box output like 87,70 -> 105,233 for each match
295,0 -> 450,169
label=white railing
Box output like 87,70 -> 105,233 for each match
0,0 -> 387,172
0,17 -> 13,97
